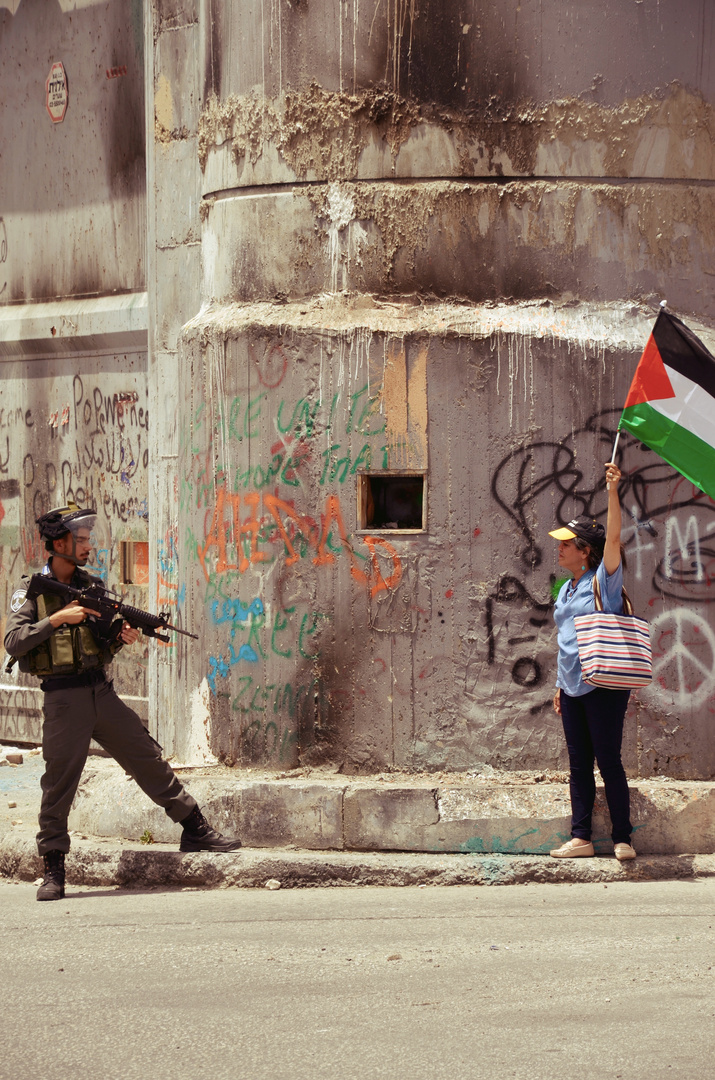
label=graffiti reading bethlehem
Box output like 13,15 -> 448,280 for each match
0,358 -> 151,732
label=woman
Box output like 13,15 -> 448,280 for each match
548,461 -> 636,861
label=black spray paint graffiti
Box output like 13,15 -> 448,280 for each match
492,409 -> 715,601
485,574 -> 554,715
0,686 -> 42,743
487,411 -> 715,715
19,375 -> 150,524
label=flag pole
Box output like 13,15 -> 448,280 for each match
608,299 -> 665,487
610,429 -> 620,463
607,430 -> 620,489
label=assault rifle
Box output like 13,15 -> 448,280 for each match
26,574 -> 198,643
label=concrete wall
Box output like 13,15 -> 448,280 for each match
0,0 -> 146,303
145,0 -> 715,777
0,0 -> 149,740
145,0 -> 203,757
175,301 -> 715,779
4,2 -> 705,774
140,0 -> 715,777
196,1 -> 715,316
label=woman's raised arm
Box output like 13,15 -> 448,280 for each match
603,461 -> 623,575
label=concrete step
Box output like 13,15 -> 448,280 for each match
64,759 -> 715,857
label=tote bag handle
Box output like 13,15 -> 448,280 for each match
592,575 -> 635,617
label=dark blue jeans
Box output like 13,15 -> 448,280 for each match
559,687 -> 632,845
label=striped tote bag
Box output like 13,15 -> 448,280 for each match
574,578 -> 652,690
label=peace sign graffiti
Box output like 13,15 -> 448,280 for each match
648,609 -> 715,710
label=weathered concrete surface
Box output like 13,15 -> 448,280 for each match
197,2 -> 715,115
194,6 -> 715,316
2,830 -> 714,890
146,0 -> 204,760
0,1 -> 150,744
4,0 -> 715,789
68,764 -> 345,850
0,293 -> 149,360
148,0 -> 715,781
201,178 -> 715,313
3,753 -> 713,886
172,298 -> 715,778
0,0 -> 146,304
0,342 -> 151,742
200,83 -> 715,188
40,758 -> 715,856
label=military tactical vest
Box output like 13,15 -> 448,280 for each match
20,591 -> 114,677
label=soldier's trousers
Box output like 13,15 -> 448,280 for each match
38,677 -> 197,855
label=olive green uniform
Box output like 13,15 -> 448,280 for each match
4,564 -> 197,855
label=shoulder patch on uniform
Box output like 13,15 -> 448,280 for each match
10,588 -> 28,612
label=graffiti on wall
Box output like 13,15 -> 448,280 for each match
0,362 -> 152,722
175,334 -> 714,772
175,332 -> 430,764
489,408 -> 715,723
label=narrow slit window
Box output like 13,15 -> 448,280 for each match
119,541 -> 149,586
358,474 -> 426,531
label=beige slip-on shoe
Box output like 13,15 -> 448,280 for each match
549,839 -> 595,858
614,843 -> 637,861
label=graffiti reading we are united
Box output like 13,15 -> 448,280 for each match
183,382 -> 387,506
196,382 -> 385,445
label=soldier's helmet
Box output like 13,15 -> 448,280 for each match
36,501 -> 97,542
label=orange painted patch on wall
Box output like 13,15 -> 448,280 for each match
119,540 -> 149,586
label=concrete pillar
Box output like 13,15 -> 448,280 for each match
197,1 -> 715,313
156,1 -> 715,777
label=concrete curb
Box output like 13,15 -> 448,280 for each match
66,761 -> 715,856
4,757 -> 714,888
2,830 -> 714,889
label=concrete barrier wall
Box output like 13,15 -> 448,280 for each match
67,759 -> 715,856
146,0 -> 204,757
0,346 -> 151,739
0,0 -> 150,739
145,0 -> 715,776
194,3 -> 715,317
201,176 -> 715,315
4,1 -> 709,775
173,301 -> 715,778
0,0 -> 146,303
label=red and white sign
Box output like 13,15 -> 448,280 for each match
46,61 -> 68,123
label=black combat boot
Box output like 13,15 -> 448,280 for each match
179,806 -> 242,853
37,851 -> 65,901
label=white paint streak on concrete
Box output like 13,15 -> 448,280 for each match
326,183 -> 356,292
202,227 -> 220,300
182,677 -> 220,766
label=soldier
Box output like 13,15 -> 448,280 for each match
4,502 -> 241,902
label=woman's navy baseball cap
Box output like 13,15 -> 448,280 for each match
549,515 -> 606,551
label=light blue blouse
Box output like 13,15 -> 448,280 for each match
553,560 -> 624,697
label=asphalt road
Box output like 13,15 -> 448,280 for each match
1,878 -> 713,1080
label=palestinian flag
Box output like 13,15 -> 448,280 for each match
618,310 -> 715,499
